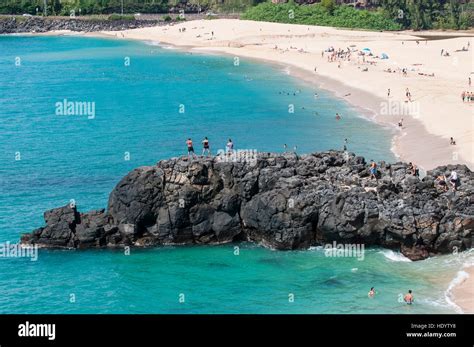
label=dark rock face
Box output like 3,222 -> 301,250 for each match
21,151 -> 474,260
0,17 -> 160,34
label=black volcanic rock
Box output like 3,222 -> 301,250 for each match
0,17 -> 161,34
20,151 -> 474,260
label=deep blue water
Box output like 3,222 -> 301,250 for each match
0,35 -> 465,313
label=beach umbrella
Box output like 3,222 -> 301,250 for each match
362,48 -> 371,52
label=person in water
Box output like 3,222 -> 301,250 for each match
226,138 -> 234,154
335,113 -> 341,120
202,137 -> 211,156
186,138 -> 196,158
368,287 -> 376,298
404,290 -> 414,305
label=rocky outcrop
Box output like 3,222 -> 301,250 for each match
0,16 -> 160,34
21,151 -> 474,260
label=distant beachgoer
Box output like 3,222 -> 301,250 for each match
186,138 -> 196,158
462,91 -> 466,102
441,49 -> 444,56
202,137 -> 211,156
413,164 -> 419,177
368,287 -> 375,298
450,137 -> 456,145
387,88 -> 391,98
226,138 -> 234,154
284,144 -> 288,150
398,118 -> 403,129
404,290 -> 414,305
469,77 -> 471,87
448,170 -> 458,191
405,88 -> 411,102
407,162 -> 419,177
369,160 -> 377,180
335,113 -> 341,120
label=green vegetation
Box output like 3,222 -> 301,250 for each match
242,2 -> 402,31
0,0 -> 168,16
243,1 -> 472,31
0,0 -> 471,30
380,0 -> 472,30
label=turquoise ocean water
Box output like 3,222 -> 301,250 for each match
0,36 -> 470,313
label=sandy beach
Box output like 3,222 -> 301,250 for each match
94,19 -> 474,171
451,266 -> 474,314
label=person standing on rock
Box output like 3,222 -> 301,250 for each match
202,137 -> 211,156
226,138 -> 234,154
186,138 -> 196,159
447,170 -> 458,191
404,290 -> 414,305
369,160 -> 377,180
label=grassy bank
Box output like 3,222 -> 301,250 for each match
242,2 -> 402,31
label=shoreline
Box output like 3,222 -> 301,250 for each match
449,266 -> 474,314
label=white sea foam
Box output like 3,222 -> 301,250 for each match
444,270 -> 469,314
379,249 -> 412,262
282,66 -> 291,75
144,40 -> 162,46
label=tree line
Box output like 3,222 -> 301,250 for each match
1,0 -> 472,30
379,0 -> 472,30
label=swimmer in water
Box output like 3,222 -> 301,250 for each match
404,290 -> 414,305
368,287 -> 375,298
335,113 -> 341,120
